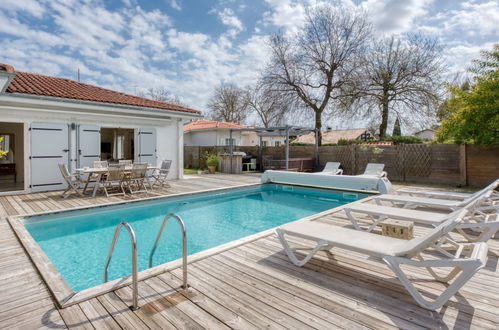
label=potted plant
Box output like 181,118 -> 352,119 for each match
206,154 -> 219,174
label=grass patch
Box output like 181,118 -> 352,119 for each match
184,168 -> 201,175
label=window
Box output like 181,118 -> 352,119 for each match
225,138 -> 236,146
262,141 -> 268,147
275,141 -> 281,147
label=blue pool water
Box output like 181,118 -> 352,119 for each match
24,184 -> 369,291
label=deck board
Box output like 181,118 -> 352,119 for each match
0,174 -> 498,329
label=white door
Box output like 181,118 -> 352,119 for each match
77,124 -> 100,168
30,122 -> 69,192
137,128 -> 157,165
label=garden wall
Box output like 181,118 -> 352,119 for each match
184,144 -> 499,187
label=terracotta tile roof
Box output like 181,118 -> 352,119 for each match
184,120 -> 248,132
292,129 -> 373,144
3,67 -> 200,114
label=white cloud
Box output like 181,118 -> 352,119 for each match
168,0 -> 182,11
214,8 -> 244,38
0,0 -> 45,18
361,0 -> 434,34
262,0 -> 306,34
435,1 -> 499,38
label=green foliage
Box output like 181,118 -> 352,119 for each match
206,154 -> 220,167
386,136 -> 423,144
336,139 -> 364,146
437,45 -> 499,146
392,117 -> 402,136
0,137 -> 8,159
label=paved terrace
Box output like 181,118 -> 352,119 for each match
0,174 -> 498,329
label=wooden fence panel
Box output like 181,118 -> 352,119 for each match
185,143 -> 493,186
466,145 -> 499,187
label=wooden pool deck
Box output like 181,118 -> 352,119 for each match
0,174 -> 498,329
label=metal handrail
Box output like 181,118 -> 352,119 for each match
103,222 -> 139,311
149,213 -> 188,289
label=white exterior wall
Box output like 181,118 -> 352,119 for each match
184,129 -> 242,146
0,94 -> 200,193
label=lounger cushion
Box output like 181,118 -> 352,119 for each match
345,204 -> 447,224
279,221 -> 410,257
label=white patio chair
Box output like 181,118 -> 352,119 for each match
58,163 -> 83,198
98,164 -> 126,197
127,163 -> 148,195
358,163 -> 387,178
321,162 -> 343,175
374,179 -> 499,211
275,208 -> 488,310
119,159 -> 133,166
152,160 -> 172,188
344,191 -> 499,241
93,161 -> 108,168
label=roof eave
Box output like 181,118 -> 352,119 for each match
1,92 -> 202,120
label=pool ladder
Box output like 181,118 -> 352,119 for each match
103,213 -> 188,311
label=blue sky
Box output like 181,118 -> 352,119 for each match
0,0 -> 498,127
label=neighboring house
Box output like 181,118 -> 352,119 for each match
0,64 -> 201,194
413,129 -> 436,140
183,120 -> 286,147
292,128 -> 374,145
184,120 -> 248,146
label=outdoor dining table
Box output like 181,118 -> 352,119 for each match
76,165 -> 158,197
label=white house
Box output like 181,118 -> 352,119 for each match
183,120 -> 286,147
413,129 -> 436,140
0,64 -> 201,194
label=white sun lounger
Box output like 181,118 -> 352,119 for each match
344,192 -> 499,241
276,209 -> 488,310
321,162 -> 343,175
358,163 -> 387,178
396,179 -> 499,202
374,179 -> 498,211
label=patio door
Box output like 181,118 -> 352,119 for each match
30,122 -> 69,192
77,124 -> 100,168
137,128 -> 157,165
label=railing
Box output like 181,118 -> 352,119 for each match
149,213 -> 188,289
103,222 -> 139,311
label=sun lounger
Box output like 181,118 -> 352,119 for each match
276,208 -> 488,310
344,191 -> 499,241
321,162 -> 343,175
358,163 -> 387,178
395,179 -> 499,201
374,179 -> 498,211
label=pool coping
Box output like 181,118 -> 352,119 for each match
8,182 -> 376,308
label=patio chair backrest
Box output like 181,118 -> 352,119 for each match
400,191 -> 493,258
130,163 -> 148,179
160,160 -> 172,173
119,160 -> 133,166
58,163 -> 71,182
323,162 -> 340,173
363,163 -> 385,176
93,161 -> 108,168
460,178 -> 499,206
106,164 -> 126,181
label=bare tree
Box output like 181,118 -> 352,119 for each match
208,82 -> 248,124
244,81 -> 293,127
346,35 -> 445,138
138,87 -> 187,106
263,3 -> 371,145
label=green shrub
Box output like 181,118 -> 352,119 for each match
206,154 -> 220,167
386,136 -> 423,144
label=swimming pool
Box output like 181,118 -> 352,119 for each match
23,184 -> 369,292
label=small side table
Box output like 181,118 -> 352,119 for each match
381,219 -> 414,240
243,162 -> 252,172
